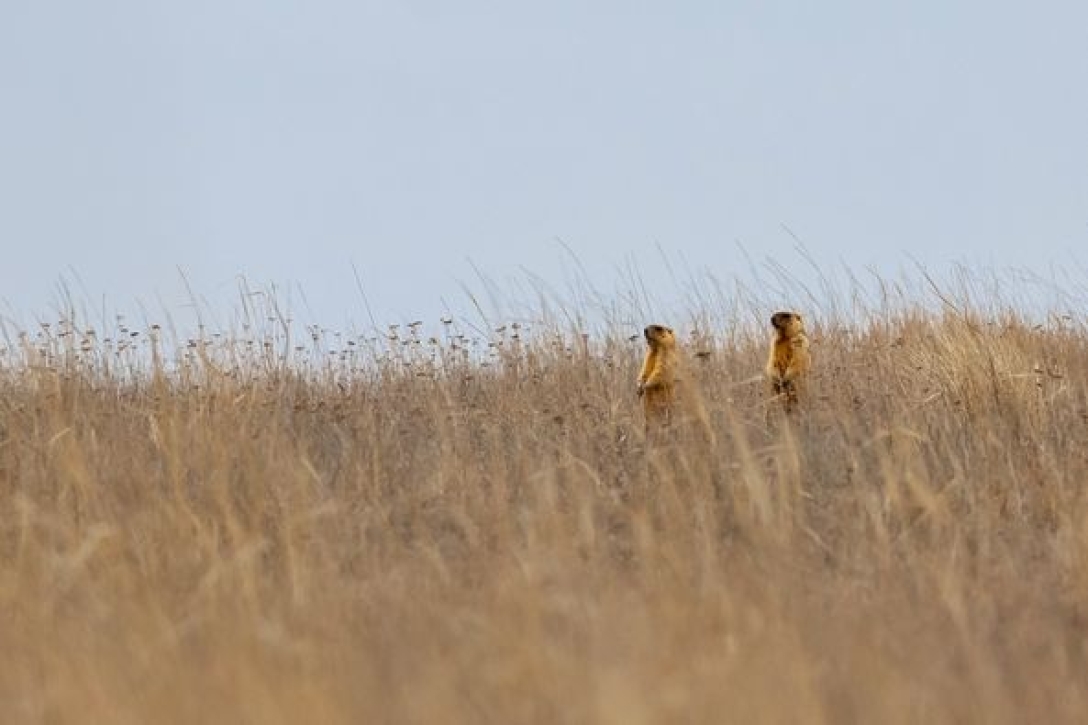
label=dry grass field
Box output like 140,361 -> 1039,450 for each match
2,271 -> 1088,723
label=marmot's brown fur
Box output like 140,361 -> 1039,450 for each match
766,311 -> 811,412
637,324 -> 679,433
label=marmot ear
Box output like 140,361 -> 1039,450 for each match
666,327 -> 674,334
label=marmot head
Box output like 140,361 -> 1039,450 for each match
771,312 -> 805,338
644,324 -> 676,349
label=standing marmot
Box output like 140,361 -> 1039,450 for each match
637,324 -> 679,432
766,311 -> 811,412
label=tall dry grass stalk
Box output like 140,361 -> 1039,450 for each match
1,270 -> 1088,723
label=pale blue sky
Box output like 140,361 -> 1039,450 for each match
1,1 -> 1086,329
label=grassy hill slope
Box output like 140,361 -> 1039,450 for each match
2,285 -> 1087,723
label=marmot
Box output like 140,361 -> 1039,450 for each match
766,311 -> 811,412
637,324 -> 679,432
